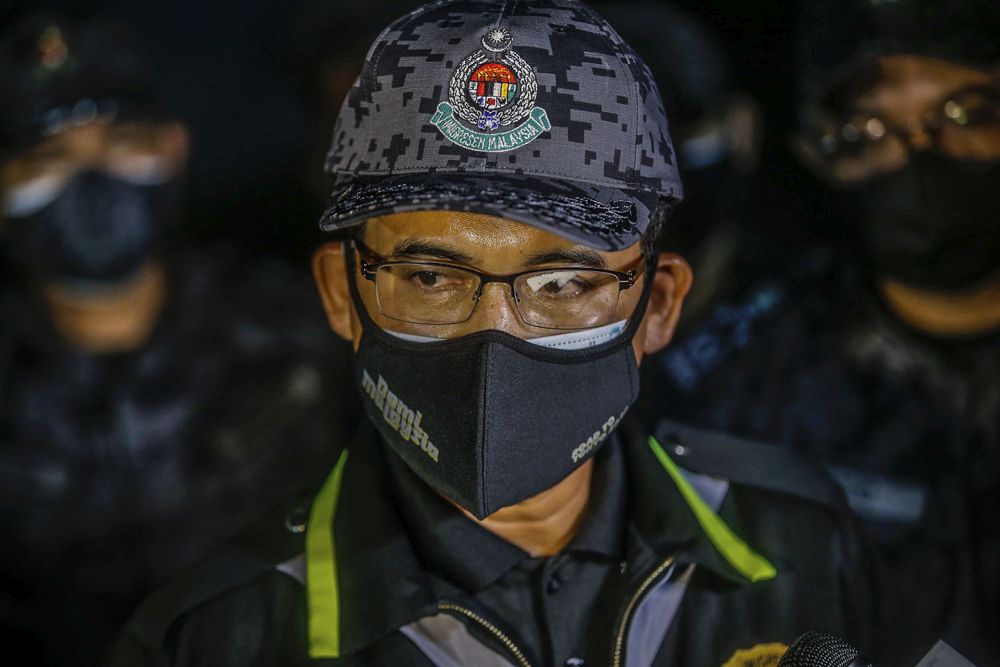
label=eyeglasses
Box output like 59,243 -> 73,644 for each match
355,239 -> 644,330
801,85 -> 1000,184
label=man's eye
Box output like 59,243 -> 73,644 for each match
409,270 -> 442,287
405,269 -> 469,290
527,270 -> 576,291
527,271 -> 592,297
541,279 -> 585,294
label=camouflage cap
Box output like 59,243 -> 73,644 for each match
320,0 -> 683,251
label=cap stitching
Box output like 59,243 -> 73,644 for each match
328,164 -> 677,194
499,0 -> 520,24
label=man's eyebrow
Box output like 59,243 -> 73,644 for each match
524,247 -> 608,269
391,238 -> 477,265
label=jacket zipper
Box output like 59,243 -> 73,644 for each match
438,601 -> 533,667
611,556 -> 676,667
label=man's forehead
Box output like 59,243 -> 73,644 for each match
367,211 -> 533,245
363,210 -> 641,266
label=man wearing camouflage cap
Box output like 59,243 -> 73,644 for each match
111,2 -> 881,665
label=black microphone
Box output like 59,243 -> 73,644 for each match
776,632 -> 872,667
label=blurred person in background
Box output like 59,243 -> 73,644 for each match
596,0 -> 762,328
0,10 -> 354,665
631,0 -> 998,661
793,0 -> 999,659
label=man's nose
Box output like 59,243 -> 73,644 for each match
465,282 -> 529,335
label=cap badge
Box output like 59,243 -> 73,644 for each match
430,26 -> 550,153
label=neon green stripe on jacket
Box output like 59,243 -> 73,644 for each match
648,436 -> 777,583
307,450 -> 349,658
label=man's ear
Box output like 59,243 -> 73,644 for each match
641,252 -> 693,355
312,241 -> 355,342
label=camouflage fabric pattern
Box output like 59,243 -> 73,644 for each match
321,0 -> 683,251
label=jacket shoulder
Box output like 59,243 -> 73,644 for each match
106,492 -> 312,666
651,418 -> 848,510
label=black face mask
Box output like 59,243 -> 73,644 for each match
855,154 -> 999,290
346,247 -> 648,520
4,170 -> 179,285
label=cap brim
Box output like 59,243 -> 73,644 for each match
319,172 -> 668,251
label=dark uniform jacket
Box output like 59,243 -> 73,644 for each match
110,424 -> 877,667
639,249 -> 999,663
109,417 -> 881,667
0,247 -> 356,666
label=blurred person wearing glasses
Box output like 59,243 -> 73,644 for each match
0,10 -> 352,666
610,0 -> 997,662
793,0 -> 999,659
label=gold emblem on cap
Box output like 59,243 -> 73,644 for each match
721,642 -> 788,667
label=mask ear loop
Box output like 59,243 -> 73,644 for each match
617,250 -> 656,336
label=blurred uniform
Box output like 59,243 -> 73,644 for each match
0,12 -> 354,666
637,0 -> 999,662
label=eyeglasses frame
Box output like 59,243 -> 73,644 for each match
352,238 -> 644,328
807,84 -> 1000,160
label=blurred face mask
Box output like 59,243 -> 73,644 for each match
3,167 -> 180,288
855,154 -> 1000,289
346,249 -> 647,519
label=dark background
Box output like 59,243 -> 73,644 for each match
0,0 -> 830,268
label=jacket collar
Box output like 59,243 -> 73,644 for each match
307,417 -> 777,658
310,420 -> 441,658
618,417 -> 775,586
382,426 -> 628,594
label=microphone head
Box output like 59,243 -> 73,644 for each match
777,632 -> 872,667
